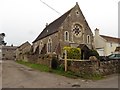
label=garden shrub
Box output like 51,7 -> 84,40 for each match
88,49 -> 99,59
63,47 -> 81,59
58,64 -> 65,71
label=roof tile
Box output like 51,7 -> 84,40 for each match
100,35 -> 120,43
33,8 -> 73,43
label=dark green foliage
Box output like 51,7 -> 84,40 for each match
89,50 -> 99,59
67,61 -> 72,66
58,64 -> 65,71
51,56 -> 58,69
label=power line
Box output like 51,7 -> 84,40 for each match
40,0 -> 61,15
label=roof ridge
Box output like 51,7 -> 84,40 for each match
100,35 -> 120,43
33,7 -> 73,43
47,8 -> 73,28
18,41 -> 31,48
100,35 -> 120,39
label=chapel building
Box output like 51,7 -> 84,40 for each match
33,2 -> 94,57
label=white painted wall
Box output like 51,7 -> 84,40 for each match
94,29 -> 119,56
105,42 -> 119,56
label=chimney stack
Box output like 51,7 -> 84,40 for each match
76,2 -> 78,5
95,28 -> 99,36
46,23 -> 48,27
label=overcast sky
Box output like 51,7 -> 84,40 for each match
0,0 -> 119,46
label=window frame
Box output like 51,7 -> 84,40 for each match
47,37 -> 52,53
64,31 -> 69,42
39,40 -> 43,54
87,35 -> 90,44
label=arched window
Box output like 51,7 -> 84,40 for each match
47,37 -> 52,53
39,41 -> 43,54
64,31 -> 69,41
87,35 -> 90,44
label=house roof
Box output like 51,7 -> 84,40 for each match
33,7 -> 74,43
18,41 -> 31,49
33,2 -> 93,43
100,35 -> 120,43
2,46 -> 17,50
77,44 -> 90,50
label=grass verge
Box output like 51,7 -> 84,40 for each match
16,60 -> 103,80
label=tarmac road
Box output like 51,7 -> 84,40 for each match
2,60 -> 119,88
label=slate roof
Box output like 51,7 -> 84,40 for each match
77,44 -> 90,50
18,41 -> 31,49
2,46 -> 17,50
100,35 -> 120,43
33,8 -> 73,43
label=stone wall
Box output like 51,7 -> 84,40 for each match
19,54 -> 119,76
2,46 -> 17,60
16,42 -> 31,60
21,54 -> 52,67
59,60 -> 119,75
33,33 -> 59,54
99,60 -> 119,75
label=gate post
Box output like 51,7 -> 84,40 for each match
64,50 -> 67,72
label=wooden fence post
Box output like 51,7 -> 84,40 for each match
64,50 -> 67,72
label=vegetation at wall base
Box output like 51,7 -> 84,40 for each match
16,60 -> 50,72
16,60 -> 103,80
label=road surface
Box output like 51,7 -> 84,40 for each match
2,60 -> 119,88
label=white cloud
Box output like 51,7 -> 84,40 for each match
0,0 -> 119,45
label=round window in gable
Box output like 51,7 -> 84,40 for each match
72,24 -> 82,37
76,11 -> 79,15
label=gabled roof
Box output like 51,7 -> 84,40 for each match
18,41 -> 31,49
100,35 -> 120,43
77,44 -> 90,50
33,2 -> 92,43
2,46 -> 17,50
33,7 -> 73,43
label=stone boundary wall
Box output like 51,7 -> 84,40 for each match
22,54 -> 52,67
99,60 -> 119,75
59,60 -> 119,75
21,54 -> 119,76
